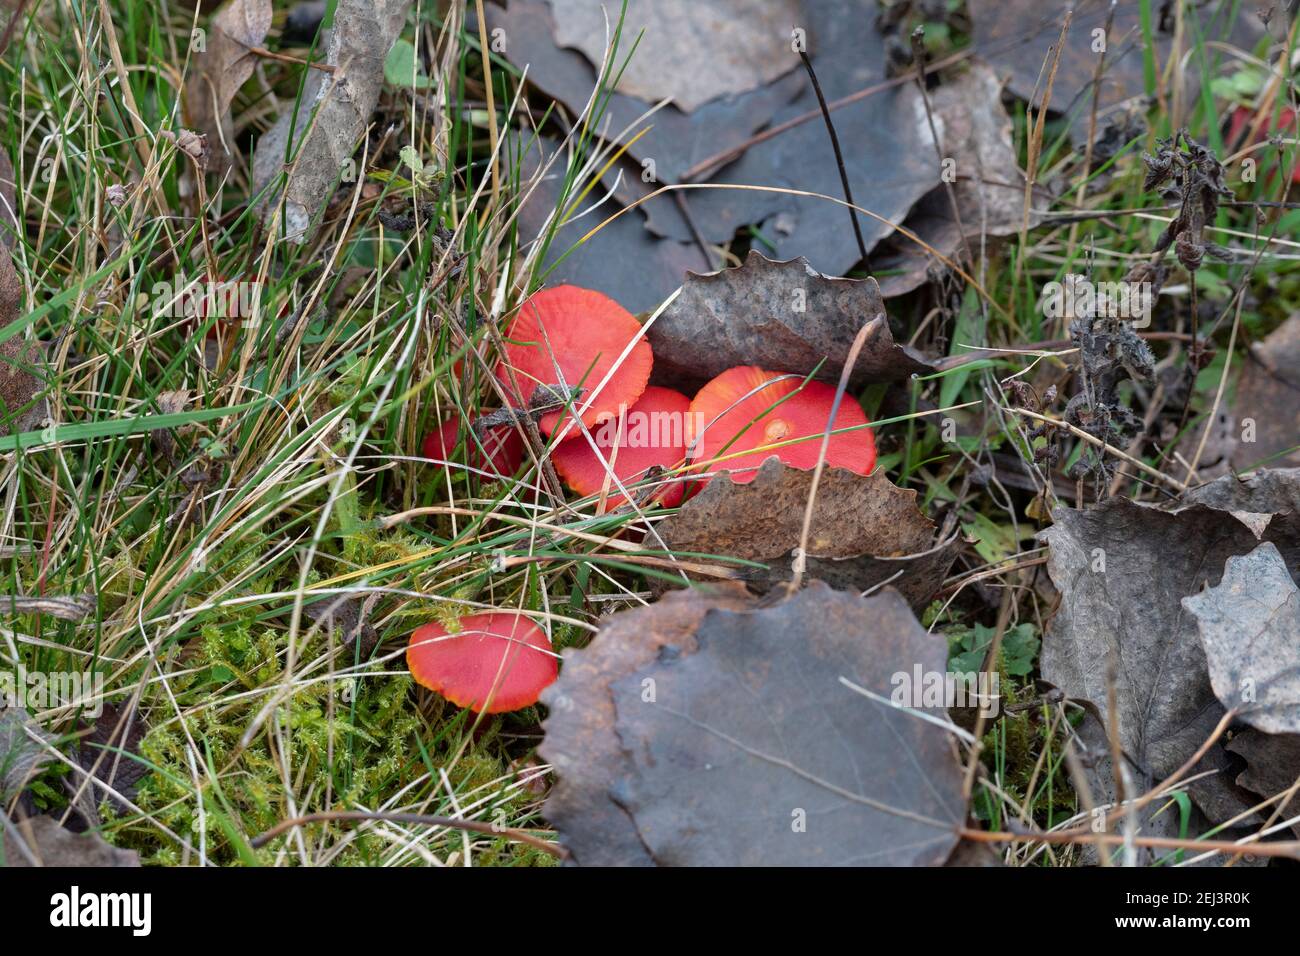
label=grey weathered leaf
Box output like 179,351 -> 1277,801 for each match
2,815 -> 139,867
514,134 -> 707,314
972,0 -> 1262,141
491,0 -> 936,277
874,63 -> 1044,297
1039,498 -> 1284,824
1232,315 -> 1300,470
606,583 -> 965,865
657,458 -> 959,610
484,0 -> 802,185
183,0 -> 273,173
1226,729 -> 1300,837
646,251 -> 937,392
549,0 -> 799,113
539,584 -> 756,865
1183,542 -> 1300,735
254,0 -> 412,242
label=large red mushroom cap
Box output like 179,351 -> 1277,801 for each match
407,612 -> 557,714
686,366 -> 875,485
551,386 -> 692,509
422,414 -> 524,477
494,286 -> 652,437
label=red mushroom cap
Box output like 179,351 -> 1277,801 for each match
493,286 -> 652,437
686,366 -> 875,485
551,386 -> 692,509
407,612 -> 557,714
422,414 -> 524,477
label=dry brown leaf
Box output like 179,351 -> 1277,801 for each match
183,0 -> 273,173
656,458 -> 960,609
549,0 -> 799,113
647,250 -> 937,392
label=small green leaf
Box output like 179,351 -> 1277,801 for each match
399,145 -> 423,178
385,39 -> 433,90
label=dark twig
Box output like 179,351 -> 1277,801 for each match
798,49 -> 869,268
0,0 -> 29,58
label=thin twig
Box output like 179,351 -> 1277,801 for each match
797,50 -> 868,266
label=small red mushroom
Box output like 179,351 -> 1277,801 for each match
422,414 -> 524,477
407,612 -> 557,714
551,386 -> 692,509
686,366 -> 875,485
494,286 -> 653,438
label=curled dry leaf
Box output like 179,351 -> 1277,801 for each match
544,582 -> 966,865
549,0 -> 799,113
1183,542 -> 1300,735
873,63 -> 1043,297
1039,480 -> 1300,826
646,251 -> 937,393
3,815 -> 140,867
540,583 -> 757,866
253,0 -> 412,242
657,458 -> 960,609
182,0 -> 273,173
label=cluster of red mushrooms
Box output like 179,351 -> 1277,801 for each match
408,285 -> 878,715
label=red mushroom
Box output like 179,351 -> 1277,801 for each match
551,386 -> 692,509
686,366 -> 875,485
422,414 -> 524,478
494,286 -> 652,438
407,611 -> 557,714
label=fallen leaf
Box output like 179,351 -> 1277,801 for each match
971,0 -> 1262,141
484,0 -> 803,184
657,458 -> 960,609
490,0 -> 937,276
1039,497 -> 1289,824
646,250 -> 937,393
74,702 -> 151,812
606,583 -> 965,865
514,133 -> 707,314
549,0 -> 800,113
183,0 -> 273,173
253,0 -> 413,242
1232,314 -> 1300,469
1225,730 -> 1300,837
874,63 -> 1044,297
1184,542 -> 1300,735
3,815 -> 140,867
539,583 -> 757,865
304,593 -> 380,657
